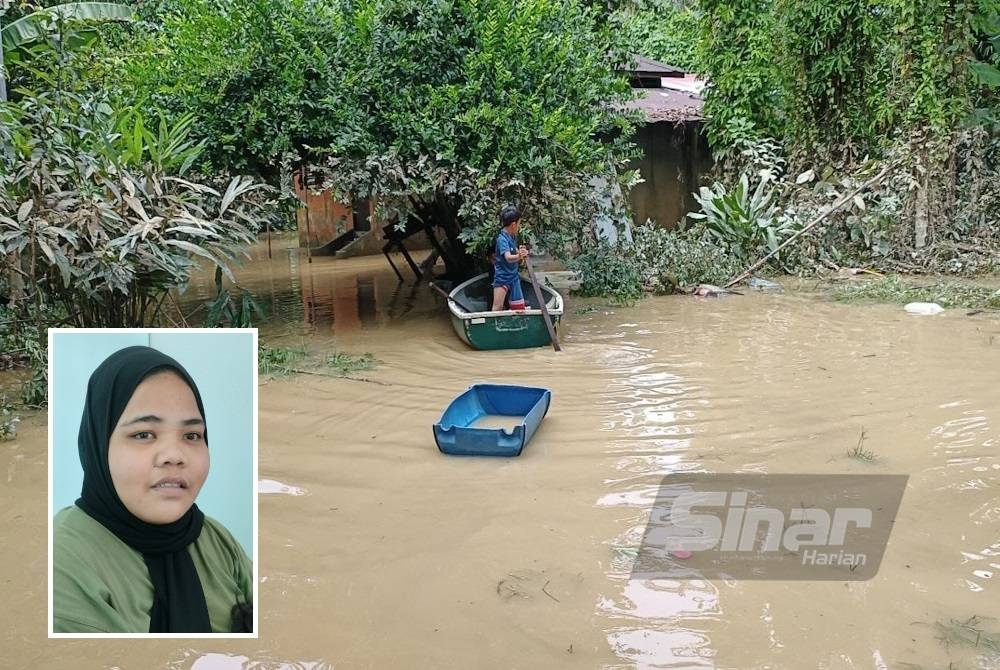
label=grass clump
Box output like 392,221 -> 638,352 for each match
934,615 -> 1000,653
259,344 -> 309,378
325,352 -> 377,375
834,275 -> 1000,309
259,344 -> 380,380
847,428 -> 877,462
1,395 -> 20,441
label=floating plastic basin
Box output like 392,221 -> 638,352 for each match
433,384 -> 551,457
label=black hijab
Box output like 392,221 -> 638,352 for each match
75,345 -> 212,633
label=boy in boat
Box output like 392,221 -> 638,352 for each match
492,205 -> 529,312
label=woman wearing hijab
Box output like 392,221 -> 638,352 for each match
53,346 -> 253,634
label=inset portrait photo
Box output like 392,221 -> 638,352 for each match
47,329 -> 257,637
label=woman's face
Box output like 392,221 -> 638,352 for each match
108,370 -> 209,524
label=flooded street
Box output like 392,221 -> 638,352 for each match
4,238 -> 1000,669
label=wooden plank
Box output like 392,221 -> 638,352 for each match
523,254 -> 561,352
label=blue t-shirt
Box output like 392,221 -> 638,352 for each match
493,230 -> 520,287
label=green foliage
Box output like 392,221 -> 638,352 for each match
258,343 -> 308,377
205,287 -> 265,328
0,394 -> 19,440
19,335 -> 47,408
710,120 -> 787,178
1,2 -> 132,52
569,219 -> 743,303
689,1 -> 999,273
569,240 -> 645,305
103,0 -> 639,278
0,25 -> 274,328
744,136 -> 1000,275
687,172 -> 796,263
113,108 -> 206,176
834,275 -> 1000,309
611,0 -> 701,71
774,1 -> 893,155
0,302 -> 64,369
325,352 -> 377,376
970,2 -> 1000,125
628,220 -> 743,288
698,1 -> 997,156
312,0 -> 640,276
889,1 -> 980,133
258,343 -> 379,378
697,1 -> 784,147
117,0 -> 346,181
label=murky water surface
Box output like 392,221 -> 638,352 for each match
4,237 -> 1000,669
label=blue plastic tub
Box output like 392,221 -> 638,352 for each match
433,384 -> 551,457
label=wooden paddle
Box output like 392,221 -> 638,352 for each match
523,251 -> 561,352
428,281 -> 478,314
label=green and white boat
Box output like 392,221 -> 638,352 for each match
446,273 -> 564,350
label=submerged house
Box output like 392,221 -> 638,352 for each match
292,168 -> 436,280
623,55 -> 710,230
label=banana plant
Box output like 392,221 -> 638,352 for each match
1,2 -> 133,101
2,2 -> 132,52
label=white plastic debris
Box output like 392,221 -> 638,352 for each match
904,302 -> 944,315
258,479 -> 306,496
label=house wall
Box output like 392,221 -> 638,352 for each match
291,169 -> 433,256
293,169 -> 354,249
628,121 -> 713,229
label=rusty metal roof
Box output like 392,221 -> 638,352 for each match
627,54 -> 686,77
618,55 -> 706,123
626,80 -> 705,123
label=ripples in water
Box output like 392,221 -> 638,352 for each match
178,652 -> 335,670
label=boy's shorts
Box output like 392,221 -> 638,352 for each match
496,278 -> 526,311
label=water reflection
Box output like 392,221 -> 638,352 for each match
606,626 -> 715,669
180,652 -> 334,670
596,349 -> 720,667
600,579 -> 720,620
180,247 -> 428,337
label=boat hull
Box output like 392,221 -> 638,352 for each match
447,274 -> 563,351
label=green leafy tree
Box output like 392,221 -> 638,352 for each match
313,0 -> 641,278
117,0 -> 344,182
696,0 -> 999,257
1,2 -> 133,101
697,0 -> 784,146
612,0 -> 701,71
112,0 -> 639,279
775,0 -> 893,159
698,0 -> 996,153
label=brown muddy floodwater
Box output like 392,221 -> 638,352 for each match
3,236 -> 1000,669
